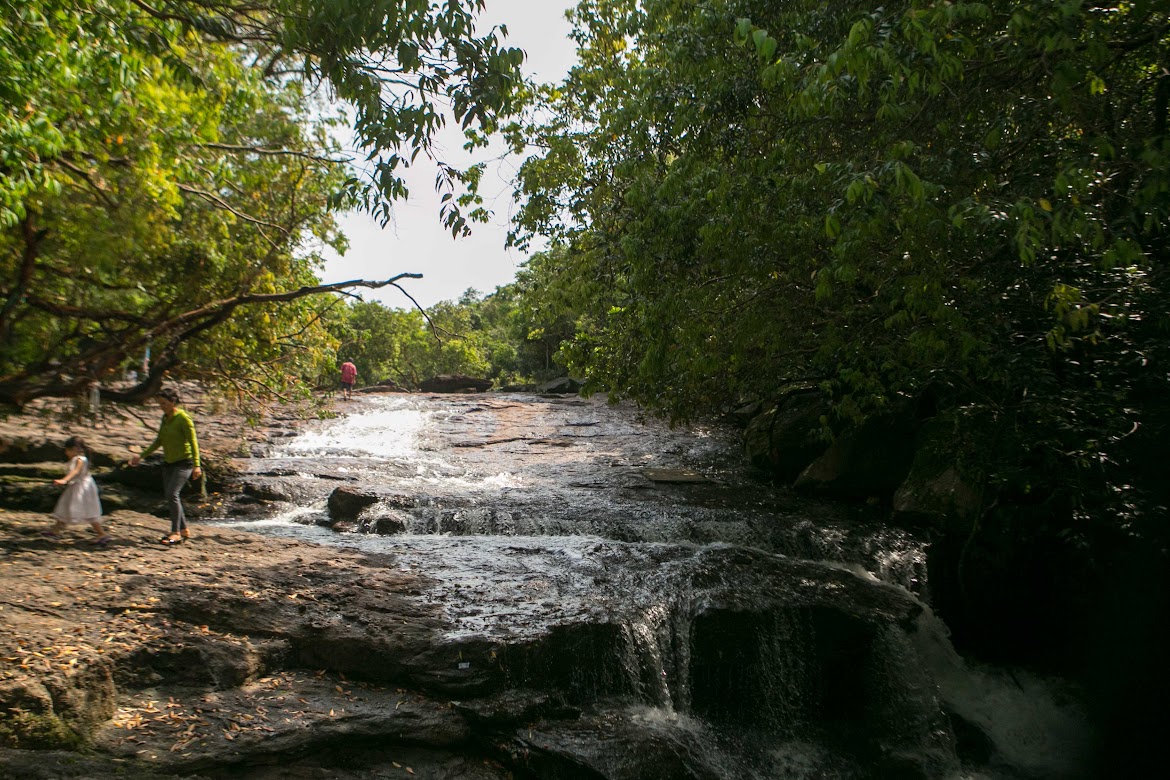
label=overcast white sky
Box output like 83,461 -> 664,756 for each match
320,0 -> 578,310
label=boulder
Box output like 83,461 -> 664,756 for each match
891,415 -> 983,527
369,512 -> 409,535
326,485 -> 379,521
242,480 -> 293,503
419,375 -> 493,393
743,391 -> 830,483
358,379 -> 407,394
535,377 -> 582,395
794,410 -> 917,500
894,466 -> 981,527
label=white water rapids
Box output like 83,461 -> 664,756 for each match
214,393 -> 1091,779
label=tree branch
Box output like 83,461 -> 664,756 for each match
0,274 -> 425,408
196,142 -> 349,164
176,184 -> 288,238
0,216 -> 48,344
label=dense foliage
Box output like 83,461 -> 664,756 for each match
511,0 -> 1170,542
324,284 -> 567,390
0,0 -> 522,406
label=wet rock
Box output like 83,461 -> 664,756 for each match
640,468 -> 712,484
794,410 -> 917,499
368,512 -> 408,535
743,391 -> 829,483
509,709 -> 725,780
419,375 -> 493,393
243,481 -> 296,503
536,376 -> 582,394
327,486 -> 379,521
373,493 -> 416,510
455,689 -> 577,727
241,473 -> 332,505
0,390 -> 1089,779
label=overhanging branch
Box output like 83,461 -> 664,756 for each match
0,273 -> 425,407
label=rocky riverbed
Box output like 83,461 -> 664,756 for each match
0,392 -> 1092,779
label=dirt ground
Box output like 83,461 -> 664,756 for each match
0,387 -> 331,749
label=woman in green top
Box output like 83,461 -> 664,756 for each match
129,387 -> 202,545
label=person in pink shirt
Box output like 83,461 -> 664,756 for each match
339,360 -> 357,400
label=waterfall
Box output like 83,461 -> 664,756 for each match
219,394 -> 1095,779
911,607 -> 1093,778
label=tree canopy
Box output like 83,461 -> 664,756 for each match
511,0 -> 1170,534
324,283 -> 564,391
0,0 -> 522,407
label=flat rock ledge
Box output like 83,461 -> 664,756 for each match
0,507 -> 952,779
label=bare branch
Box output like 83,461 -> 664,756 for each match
177,184 -> 288,238
389,281 -> 442,343
196,142 -> 349,164
0,274 -> 426,408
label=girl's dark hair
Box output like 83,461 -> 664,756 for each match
64,436 -> 87,453
156,388 -> 182,405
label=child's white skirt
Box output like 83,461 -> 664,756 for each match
53,477 -> 102,524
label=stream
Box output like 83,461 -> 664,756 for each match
215,393 -> 1090,779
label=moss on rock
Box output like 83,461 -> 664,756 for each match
0,710 -> 85,751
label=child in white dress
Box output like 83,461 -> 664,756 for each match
44,436 -> 110,545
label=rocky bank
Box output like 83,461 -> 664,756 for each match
0,391 -> 1087,779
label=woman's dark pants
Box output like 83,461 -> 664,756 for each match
162,461 -> 194,534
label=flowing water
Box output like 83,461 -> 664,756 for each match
216,393 -> 1090,779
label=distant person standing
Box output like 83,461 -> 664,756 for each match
340,359 -> 357,401
128,387 -> 202,545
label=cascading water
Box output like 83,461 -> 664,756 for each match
217,393 -> 1089,778
242,395 -> 927,590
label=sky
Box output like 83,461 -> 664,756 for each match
319,0 -> 579,310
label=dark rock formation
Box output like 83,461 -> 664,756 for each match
419,375 -> 493,393
742,391 -> 829,482
535,376 -> 582,394
891,415 -> 983,527
358,379 -> 407,394
368,512 -> 409,535
794,411 -> 917,499
327,486 -> 380,521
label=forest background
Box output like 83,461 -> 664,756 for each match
2,0 -> 1169,754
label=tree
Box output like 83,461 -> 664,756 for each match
0,0 -> 522,407
328,300 -> 432,388
511,246 -> 592,378
512,0 -> 1170,532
